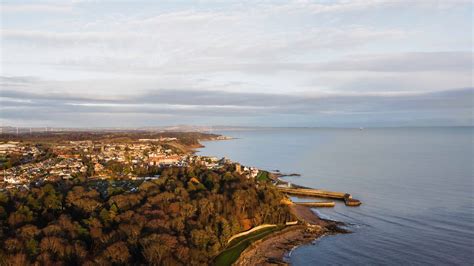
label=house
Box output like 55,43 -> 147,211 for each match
148,155 -> 181,166
94,163 -> 104,172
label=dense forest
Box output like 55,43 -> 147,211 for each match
0,164 -> 294,265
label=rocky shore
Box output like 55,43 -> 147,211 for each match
234,205 -> 348,266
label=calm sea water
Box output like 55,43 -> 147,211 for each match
198,127 -> 473,265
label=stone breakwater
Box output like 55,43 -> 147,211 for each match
277,187 -> 362,207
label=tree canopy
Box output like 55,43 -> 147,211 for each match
0,164 -> 293,265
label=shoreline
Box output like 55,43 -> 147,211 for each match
197,135 -> 351,265
234,205 -> 348,265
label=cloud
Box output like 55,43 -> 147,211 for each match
0,29 -> 139,46
175,51 -> 472,75
1,74 -> 472,127
1,3 -> 74,13
1,3 -> 409,74
317,52 -> 474,72
1,1 -> 472,127
0,26 -> 409,76
265,0 -> 471,15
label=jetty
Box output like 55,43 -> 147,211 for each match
294,201 -> 336,207
277,187 -> 362,207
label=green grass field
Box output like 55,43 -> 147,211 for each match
256,170 -> 270,182
214,225 -> 283,266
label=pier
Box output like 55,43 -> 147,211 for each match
294,201 -> 336,207
277,187 -> 362,206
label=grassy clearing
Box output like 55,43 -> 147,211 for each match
214,225 -> 284,266
256,170 -> 270,182
226,225 -> 276,247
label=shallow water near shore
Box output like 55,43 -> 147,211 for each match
199,127 -> 474,265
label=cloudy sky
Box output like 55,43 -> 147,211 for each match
1,0 -> 472,127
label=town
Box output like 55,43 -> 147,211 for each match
0,134 -> 259,190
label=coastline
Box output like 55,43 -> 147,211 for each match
197,135 -> 350,265
234,205 -> 348,265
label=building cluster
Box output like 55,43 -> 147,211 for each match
1,140 -> 178,188
0,141 -> 40,156
2,158 -> 87,186
190,157 -> 260,178
55,141 -> 184,178
138,137 -> 177,142
1,139 -> 263,189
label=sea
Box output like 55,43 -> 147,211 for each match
198,127 -> 473,265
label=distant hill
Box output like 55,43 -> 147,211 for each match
0,125 -> 278,134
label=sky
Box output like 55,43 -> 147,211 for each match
0,0 -> 473,128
